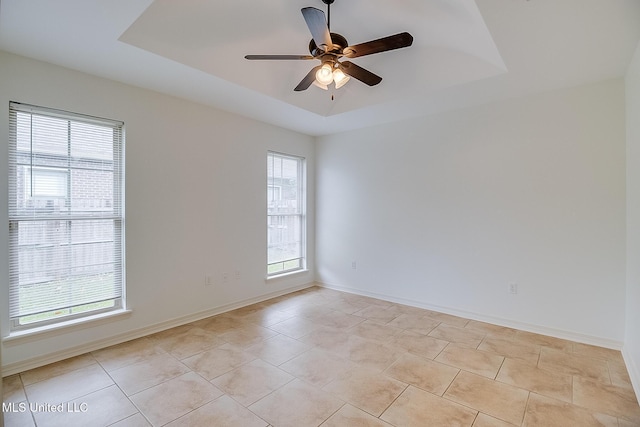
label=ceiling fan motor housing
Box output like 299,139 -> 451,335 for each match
308,32 -> 348,57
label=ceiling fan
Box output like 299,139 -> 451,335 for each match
244,0 -> 414,92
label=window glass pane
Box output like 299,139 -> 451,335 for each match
31,115 -> 69,156
71,121 -> 114,161
8,103 -> 124,328
268,215 -> 302,264
267,152 -> 304,276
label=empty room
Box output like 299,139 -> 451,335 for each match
1,0 -> 640,426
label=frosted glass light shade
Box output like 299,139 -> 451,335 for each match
333,69 -> 350,89
315,63 -> 334,86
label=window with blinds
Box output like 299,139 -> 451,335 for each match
267,152 -> 305,276
8,102 -> 125,328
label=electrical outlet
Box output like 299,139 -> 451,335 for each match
351,261 -> 357,270
509,283 -> 518,295
205,275 -> 213,286
222,272 -> 229,284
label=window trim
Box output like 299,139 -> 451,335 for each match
8,102 -> 126,330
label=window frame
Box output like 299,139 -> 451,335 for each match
8,102 -> 125,330
267,151 -> 306,277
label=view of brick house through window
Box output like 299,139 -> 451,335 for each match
8,102 -> 124,328
267,152 -> 305,276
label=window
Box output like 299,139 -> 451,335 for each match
8,102 -> 125,328
267,152 -> 305,276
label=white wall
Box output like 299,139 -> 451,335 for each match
316,79 -> 626,345
0,51 -> 315,372
625,40 -> 640,397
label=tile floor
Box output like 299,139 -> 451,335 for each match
2,286 -> 640,426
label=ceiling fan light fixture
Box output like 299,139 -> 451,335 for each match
315,63 -> 334,86
312,80 -> 329,90
333,68 -> 350,89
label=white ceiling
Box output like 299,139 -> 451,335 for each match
1,0 -> 639,136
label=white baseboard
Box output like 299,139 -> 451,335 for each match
622,346 -> 640,401
317,281 -> 624,350
1,282 -> 315,377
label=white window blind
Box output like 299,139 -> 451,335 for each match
267,152 -> 305,276
8,102 -> 125,327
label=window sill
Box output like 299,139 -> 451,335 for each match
3,309 -> 132,345
265,269 -> 310,282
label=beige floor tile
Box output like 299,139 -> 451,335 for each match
242,307 -> 296,327
268,316 -> 322,339
148,324 -> 195,341
226,303 -> 270,319
130,372 -> 223,426
573,376 -> 640,423
429,324 -> 485,348
514,331 -> 574,352
538,347 -> 610,383
165,395 -> 268,427
572,342 -> 625,363
385,353 -> 459,395
424,311 -> 470,328
353,306 -> 400,323
32,384 -> 137,427
298,305 -> 336,321
386,314 -> 440,335
192,314 -> 246,334
25,363 -> 113,404
352,295 -> 394,308
473,413 -> 519,427
246,334 -> 310,365
349,320 -> 403,342
345,337 -> 404,372
92,338 -> 165,372
279,348 -> 354,387
609,359 -> 635,390
3,404 -> 36,427
320,404 -> 394,427
109,413 -> 152,427
218,324 -> 280,348
152,327 -> 226,359
313,310 -> 366,329
619,418 -> 640,427
249,379 -> 344,427
20,353 -> 97,386
212,359 -> 294,406
381,385 -> 477,427
523,393 -> 619,427
298,326 -> 353,354
330,299 -> 371,315
435,345 -> 504,379
444,371 -> 529,425
465,321 -> 518,339
496,358 -> 572,403
322,367 -> 407,416
3,374 -> 26,403
109,353 -> 190,395
182,342 -> 256,380
387,303 -> 432,317
391,330 -> 449,359
478,336 -> 540,365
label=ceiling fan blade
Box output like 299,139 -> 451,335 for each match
301,7 -> 333,51
294,65 -> 321,92
245,55 -> 314,60
339,61 -> 382,86
343,32 -> 413,58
